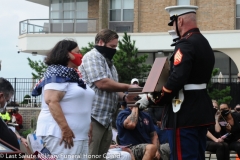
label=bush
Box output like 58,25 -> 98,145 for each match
20,129 -> 32,138
21,95 -> 31,104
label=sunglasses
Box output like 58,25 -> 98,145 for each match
236,108 -> 240,111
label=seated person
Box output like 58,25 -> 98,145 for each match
0,108 -> 11,123
215,103 -> 240,157
234,104 -> 240,114
205,100 -> 229,160
0,78 -> 29,160
12,107 -> 23,131
116,105 -> 170,160
148,107 -> 168,144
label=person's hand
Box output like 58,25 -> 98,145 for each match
156,121 -> 162,128
226,123 -> 231,132
216,138 -> 224,143
154,150 -> 161,160
215,110 -> 221,121
60,127 -> 75,149
21,137 -> 29,147
135,94 -> 149,110
88,123 -> 92,146
129,84 -> 140,89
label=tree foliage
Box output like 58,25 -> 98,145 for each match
207,68 -> 232,105
80,32 -> 151,83
113,32 -> 151,83
27,57 -> 47,79
80,42 -> 94,55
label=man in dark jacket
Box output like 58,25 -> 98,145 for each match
136,5 -> 215,160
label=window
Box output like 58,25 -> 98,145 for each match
110,0 -> 134,21
50,0 -> 88,21
177,0 -> 190,5
237,0 -> 240,29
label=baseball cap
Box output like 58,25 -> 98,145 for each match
131,78 -> 139,84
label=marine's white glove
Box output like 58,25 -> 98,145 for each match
135,94 -> 150,110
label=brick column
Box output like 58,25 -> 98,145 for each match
133,0 -> 140,32
191,0 -> 197,5
99,0 -> 109,31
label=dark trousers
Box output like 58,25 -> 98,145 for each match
229,141 -> 240,158
166,126 -> 208,160
206,141 -> 229,160
154,125 -> 168,144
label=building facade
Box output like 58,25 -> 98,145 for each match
19,0 -> 240,78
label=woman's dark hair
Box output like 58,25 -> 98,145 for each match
45,39 -> 78,66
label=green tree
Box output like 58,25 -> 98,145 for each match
80,42 -> 94,55
207,68 -> 232,105
80,33 -> 151,83
27,57 -> 47,79
114,32 -> 151,83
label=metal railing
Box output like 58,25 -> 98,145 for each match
5,78 -> 240,108
6,78 -> 42,107
19,18 -> 98,35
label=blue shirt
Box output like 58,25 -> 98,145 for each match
116,108 -> 156,145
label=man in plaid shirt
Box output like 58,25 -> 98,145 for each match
80,29 -> 137,160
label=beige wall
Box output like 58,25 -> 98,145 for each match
132,0 -> 236,33
88,0 -> 236,33
89,0 -> 99,32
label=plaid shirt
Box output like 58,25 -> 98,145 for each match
79,48 -> 119,128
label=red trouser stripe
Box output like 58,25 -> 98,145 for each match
176,128 -> 182,160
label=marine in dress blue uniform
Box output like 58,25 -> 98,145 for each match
136,5 -> 215,160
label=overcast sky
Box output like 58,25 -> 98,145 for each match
0,0 -> 49,78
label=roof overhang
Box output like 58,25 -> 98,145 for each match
26,0 -> 50,7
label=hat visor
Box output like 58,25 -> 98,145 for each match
168,20 -> 174,26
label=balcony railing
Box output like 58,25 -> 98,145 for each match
19,19 -> 98,35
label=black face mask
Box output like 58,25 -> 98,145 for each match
221,109 -> 230,117
95,45 -> 116,61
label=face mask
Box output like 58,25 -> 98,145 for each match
95,45 -> 116,61
70,52 -> 83,66
221,109 -> 230,117
0,102 -> 7,114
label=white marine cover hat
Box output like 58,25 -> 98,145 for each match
165,5 -> 198,26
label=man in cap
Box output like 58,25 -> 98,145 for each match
131,78 -> 139,85
136,5 -> 215,160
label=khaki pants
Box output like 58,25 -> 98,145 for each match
89,118 -> 112,160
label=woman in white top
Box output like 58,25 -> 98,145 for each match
33,39 -> 95,160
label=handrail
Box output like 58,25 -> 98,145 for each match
19,18 -> 98,35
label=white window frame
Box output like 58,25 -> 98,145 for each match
177,0 -> 190,5
109,0 -> 134,22
237,0 -> 240,29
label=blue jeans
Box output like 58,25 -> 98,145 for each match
166,126 -> 207,160
154,125 -> 168,144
